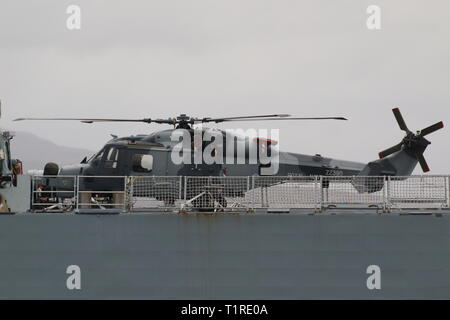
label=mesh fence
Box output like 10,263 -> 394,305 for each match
388,175 -> 448,209
183,176 -> 251,211
323,176 -> 386,207
28,175 -> 450,212
129,176 -> 182,210
251,176 -> 319,208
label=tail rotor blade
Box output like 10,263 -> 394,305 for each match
379,142 -> 403,159
416,152 -> 430,172
392,108 -> 409,132
420,121 -> 444,137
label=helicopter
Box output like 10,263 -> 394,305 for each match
14,108 -> 444,207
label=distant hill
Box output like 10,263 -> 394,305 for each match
6,130 -> 95,171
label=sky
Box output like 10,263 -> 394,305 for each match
1,0 -> 449,173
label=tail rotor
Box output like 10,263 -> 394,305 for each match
378,108 -> 444,173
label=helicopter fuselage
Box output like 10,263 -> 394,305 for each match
58,128 -> 365,179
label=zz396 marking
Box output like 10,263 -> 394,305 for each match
325,169 -> 343,176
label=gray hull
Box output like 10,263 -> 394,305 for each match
0,212 -> 449,299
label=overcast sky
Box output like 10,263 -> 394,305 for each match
1,0 -> 449,173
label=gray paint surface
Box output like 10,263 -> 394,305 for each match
1,175 -> 30,213
0,212 -> 449,299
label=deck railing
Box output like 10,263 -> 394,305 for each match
29,175 -> 450,213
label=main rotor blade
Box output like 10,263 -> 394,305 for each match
378,142 -> 403,159
416,152 -> 430,172
219,116 -> 348,122
392,108 -> 409,132
201,114 -> 290,123
419,121 -> 444,137
13,117 -> 157,124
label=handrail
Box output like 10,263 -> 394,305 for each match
27,175 -> 450,213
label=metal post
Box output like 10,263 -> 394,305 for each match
73,175 -> 77,210
75,175 -> 80,211
319,176 -> 323,213
260,184 -> 264,208
183,176 -> 188,202
314,175 -> 318,212
381,176 -> 386,213
265,184 -> 269,208
30,175 -> 35,211
123,176 -> 127,212
244,176 -> 250,210
385,175 -> 391,213
178,176 -> 182,204
129,176 -> 134,212
444,176 -> 450,208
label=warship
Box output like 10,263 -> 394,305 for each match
1,110 -> 450,300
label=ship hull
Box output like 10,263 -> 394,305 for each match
0,212 -> 449,299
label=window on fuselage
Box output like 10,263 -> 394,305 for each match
104,147 -> 120,169
132,153 -> 153,173
88,149 -> 105,165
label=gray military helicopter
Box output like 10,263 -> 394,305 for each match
14,108 -> 444,207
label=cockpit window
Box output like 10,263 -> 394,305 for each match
88,149 -> 104,164
104,147 -> 119,169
